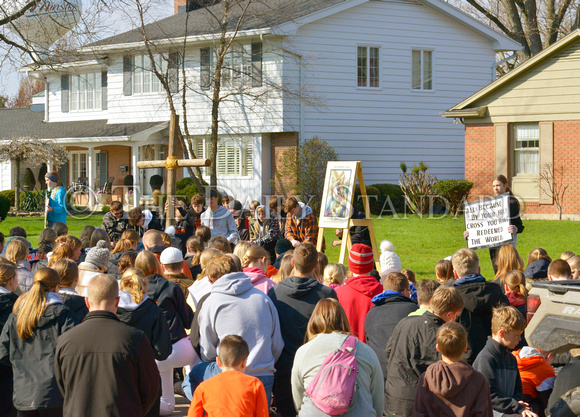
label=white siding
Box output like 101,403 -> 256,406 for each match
0,161 -> 12,191
288,0 -> 497,184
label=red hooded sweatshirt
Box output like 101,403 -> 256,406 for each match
335,274 -> 382,342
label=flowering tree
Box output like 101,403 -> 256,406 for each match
0,137 -> 69,208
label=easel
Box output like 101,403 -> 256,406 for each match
136,114 -> 211,228
316,161 -> 380,272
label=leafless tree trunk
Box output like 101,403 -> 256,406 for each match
538,163 -> 569,220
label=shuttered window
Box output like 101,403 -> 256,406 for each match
220,42 -> 262,88
70,72 -> 103,111
194,136 -> 253,177
133,54 -> 168,94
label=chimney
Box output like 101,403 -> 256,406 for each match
175,0 -> 219,14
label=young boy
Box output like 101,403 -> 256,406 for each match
384,286 -> 465,417
195,226 -> 211,248
548,259 -> 572,281
414,322 -> 492,417
188,335 -> 269,417
473,306 -> 538,417
408,278 -> 440,316
248,200 -> 260,239
188,194 -> 205,229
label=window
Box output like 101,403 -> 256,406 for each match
70,151 -> 88,184
70,73 -> 102,111
194,136 -> 253,177
201,43 -> 262,90
512,124 -> 540,175
412,50 -> 433,90
357,46 -> 380,88
133,54 -> 167,94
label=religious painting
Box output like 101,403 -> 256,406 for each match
319,161 -> 358,228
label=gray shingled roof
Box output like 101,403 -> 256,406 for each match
90,0 -> 347,46
0,108 -> 165,140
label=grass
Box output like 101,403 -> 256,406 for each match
2,213 -> 579,281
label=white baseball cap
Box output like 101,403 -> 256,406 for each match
160,247 -> 183,264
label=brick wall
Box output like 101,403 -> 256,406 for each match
465,121 -> 580,218
270,132 -> 299,196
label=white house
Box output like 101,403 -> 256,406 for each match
0,0 -> 520,207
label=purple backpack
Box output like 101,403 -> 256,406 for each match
306,335 -> 358,415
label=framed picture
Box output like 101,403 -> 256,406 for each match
319,161 -> 358,228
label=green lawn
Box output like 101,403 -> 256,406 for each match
2,213 -> 579,281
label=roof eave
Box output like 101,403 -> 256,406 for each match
21,58 -> 109,73
441,106 -> 487,118
79,28 -> 274,54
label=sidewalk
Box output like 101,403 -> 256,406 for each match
173,394 -> 190,416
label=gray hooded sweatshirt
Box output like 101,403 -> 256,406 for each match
198,271 -> 283,377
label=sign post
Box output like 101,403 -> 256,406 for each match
464,193 -> 513,250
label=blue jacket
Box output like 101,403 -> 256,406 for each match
48,186 -> 67,224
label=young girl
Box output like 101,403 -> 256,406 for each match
323,263 -> 347,289
272,251 -> 294,284
0,264 -> 19,416
315,253 -> 329,284
0,267 -> 76,416
400,269 -> 417,301
187,248 -> 222,310
242,245 -> 276,294
380,240 -> 402,272
435,259 -> 454,285
185,236 -> 204,280
6,239 -> 33,293
504,269 -> 527,319
494,245 -> 524,289
54,258 -> 88,324
525,248 -> 552,280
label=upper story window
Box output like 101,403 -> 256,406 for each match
194,136 -> 253,177
412,49 -> 433,90
200,42 -> 262,91
512,124 -> 539,175
357,46 -> 380,88
123,52 -> 180,96
61,71 -> 107,113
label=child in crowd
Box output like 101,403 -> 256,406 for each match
0,264 -> 18,416
414,321 -> 492,417
380,240 -> 402,272
187,248 -> 222,310
248,200 -> 260,240
567,255 -> 580,280
400,268 -> 417,301
160,247 -> 194,298
385,286 -> 464,417
250,205 -> 270,243
473,306 -> 538,417
185,236 -> 204,280
525,248 -> 551,281
513,346 -> 555,417
548,259 -> 572,281
6,239 -> 32,293
560,251 -> 575,261
52,222 -> 68,237
188,335 -> 268,417
188,194 -> 205,229
436,259 -> 454,285
408,279 -> 440,316
272,251 -> 293,284
314,252 -> 328,284
118,251 -> 138,275
54,258 -> 88,323
195,226 -> 212,248
209,235 -> 232,254
233,241 -> 253,261
505,270 -> 527,319
241,245 -> 275,294
323,263 -> 347,289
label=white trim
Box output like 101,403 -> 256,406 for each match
356,45 -> 381,90
21,59 -> 108,73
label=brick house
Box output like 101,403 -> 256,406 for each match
443,30 -> 580,219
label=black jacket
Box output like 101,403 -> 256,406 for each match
0,302 -> 76,411
117,298 -> 172,361
59,290 -> 88,324
102,211 -> 129,243
349,208 -> 371,246
453,274 -> 510,364
267,276 -> 337,375
384,311 -> 445,417
509,194 -> 524,234
473,337 -> 525,414
365,291 -> 418,375
55,310 -> 160,417
161,207 -> 196,255
146,274 -> 193,343
0,292 -> 18,417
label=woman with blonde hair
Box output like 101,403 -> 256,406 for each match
54,258 -> 88,323
135,252 -> 196,416
291,298 -> 384,416
0,264 -> 19,415
494,244 -> 524,288
0,267 -> 76,416
272,251 -> 294,284
187,248 -> 222,310
6,238 -> 33,293
242,245 -> 275,293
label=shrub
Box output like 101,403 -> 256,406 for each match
370,183 -> 406,214
23,168 -> 36,190
433,179 -> 474,216
0,194 -> 10,221
353,185 -> 380,215
101,205 -> 110,212
150,175 -> 164,189
398,161 -> 438,215
19,190 -> 44,211
0,190 -> 15,207
176,177 -> 193,189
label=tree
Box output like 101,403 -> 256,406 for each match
276,137 -> 339,214
398,161 -> 438,215
0,137 -> 69,209
538,162 -> 569,220
447,0 -> 580,64
10,76 -> 44,108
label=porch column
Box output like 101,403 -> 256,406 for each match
132,144 -> 140,208
87,147 -> 94,207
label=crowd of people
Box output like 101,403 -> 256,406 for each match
0,172 -> 579,417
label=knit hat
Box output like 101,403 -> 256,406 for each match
228,200 -> 243,217
275,238 -> 293,255
86,240 -> 111,270
160,247 -> 183,265
349,243 -> 374,275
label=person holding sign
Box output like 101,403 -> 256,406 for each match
464,175 -> 524,272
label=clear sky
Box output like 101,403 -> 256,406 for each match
0,0 -> 173,99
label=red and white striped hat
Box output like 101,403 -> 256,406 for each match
348,243 -> 374,275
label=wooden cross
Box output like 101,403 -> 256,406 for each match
137,113 -> 211,228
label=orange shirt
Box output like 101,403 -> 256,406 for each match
188,371 -> 269,417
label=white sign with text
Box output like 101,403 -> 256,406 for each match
464,193 -> 512,250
